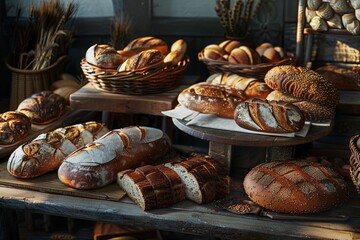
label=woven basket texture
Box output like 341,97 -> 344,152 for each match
349,134 -> 360,194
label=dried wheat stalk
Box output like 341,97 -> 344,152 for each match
110,14 -> 132,50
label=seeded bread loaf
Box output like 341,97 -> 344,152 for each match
243,160 -> 349,213
165,155 -> 230,204
117,165 -> 185,210
0,111 -> 31,145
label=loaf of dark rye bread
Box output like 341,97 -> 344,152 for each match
117,164 -> 185,210
244,160 -> 349,213
165,155 -> 230,204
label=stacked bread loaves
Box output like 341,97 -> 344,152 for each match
85,37 -> 187,71
265,65 -> 339,122
316,65 -> 360,91
306,0 -> 360,35
0,111 -> 31,145
243,159 -> 349,213
117,155 -> 230,210
7,121 -> 109,178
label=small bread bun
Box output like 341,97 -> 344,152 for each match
228,46 -> 261,65
164,39 -> 187,66
85,44 -> 123,69
118,49 -> 164,72
219,40 -> 242,53
255,42 -> 273,56
203,44 -> 227,61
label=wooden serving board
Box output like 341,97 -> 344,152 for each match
0,161 -> 126,202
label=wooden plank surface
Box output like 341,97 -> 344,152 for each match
0,177 -> 359,239
0,161 -> 125,201
70,76 -> 199,116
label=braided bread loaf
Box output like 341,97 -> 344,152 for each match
0,111 -> 31,145
7,121 -> 109,178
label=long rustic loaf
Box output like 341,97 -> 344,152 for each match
7,121 -> 109,178
117,164 -> 185,210
164,155 -> 230,204
243,160 -> 349,213
264,65 -> 339,108
177,83 -> 247,118
118,49 -> 164,72
58,126 -> 171,189
124,36 -> 168,55
206,73 -> 272,99
0,111 -> 31,145
234,98 -> 305,133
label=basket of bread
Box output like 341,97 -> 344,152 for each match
349,134 -> 360,193
81,36 -> 189,95
198,40 -> 295,78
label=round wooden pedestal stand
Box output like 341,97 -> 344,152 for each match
172,118 -> 334,172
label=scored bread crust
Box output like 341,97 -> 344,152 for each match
177,83 -> 247,119
0,111 -> 31,145
243,160 -> 349,213
264,65 -> 339,108
124,36 -> 168,55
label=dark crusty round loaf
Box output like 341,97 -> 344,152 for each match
117,164 -> 185,210
266,90 -> 335,122
243,160 -> 349,213
234,98 -> 305,133
264,65 -> 339,108
17,91 -> 67,125
0,111 -> 31,145
164,155 -> 230,204
177,82 -> 247,118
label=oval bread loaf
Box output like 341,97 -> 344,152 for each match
124,36 -> 168,55
118,49 -> 164,72
85,44 -> 124,69
177,83 -> 247,119
7,121 -> 109,178
234,98 -> 305,133
0,111 -> 31,145
243,160 -> 349,213
58,126 -> 171,189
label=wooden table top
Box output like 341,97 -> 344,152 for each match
173,118 -> 334,148
70,76 -> 199,116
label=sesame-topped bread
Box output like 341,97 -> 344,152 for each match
264,65 -> 339,108
243,160 -> 349,213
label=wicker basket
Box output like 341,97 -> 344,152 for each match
349,134 -> 360,194
6,55 -> 69,110
80,57 -> 190,95
198,50 -> 295,78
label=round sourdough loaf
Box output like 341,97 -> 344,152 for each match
243,160 -> 349,213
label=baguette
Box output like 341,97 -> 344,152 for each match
7,121 -> 109,178
164,156 -> 230,204
58,126 -> 171,189
234,98 -> 305,133
177,83 -> 247,118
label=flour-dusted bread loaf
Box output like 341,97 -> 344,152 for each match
118,49 -> 164,72
177,82 -> 247,118
165,155 -> 230,204
124,36 -> 168,55
266,90 -> 335,122
244,160 -> 349,213
0,111 -> 31,145
234,98 -> 305,133
58,126 -> 171,189
17,91 -> 67,125
7,121 -> 109,178
85,44 -> 125,69
117,164 -> 185,210
206,73 -> 272,99
264,65 -> 339,108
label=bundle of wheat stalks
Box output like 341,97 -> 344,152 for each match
215,0 -> 262,38
10,0 -> 77,70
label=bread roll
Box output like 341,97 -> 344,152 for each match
118,49 -> 164,72
163,39 -> 187,66
177,83 -> 247,119
244,160 -> 349,213
256,43 -> 286,63
228,46 -> 261,65
203,44 -> 226,61
85,44 -> 124,69
164,155 -> 230,204
264,65 -> 339,108
0,111 -> 31,145
329,0 -> 354,15
124,36 -> 168,55
219,40 -> 242,54
7,122 -> 109,178
17,91 -> 67,125
206,73 -> 272,99
117,164 -> 185,210
266,90 -> 336,122
58,126 -> 171,189
234,98 -> 305,133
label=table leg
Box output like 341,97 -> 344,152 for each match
162,116 -> 174,140
0,208 -> 19,240
208,142 -> 232,173
265,146 -> 295,162
102,112 -> 114,128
